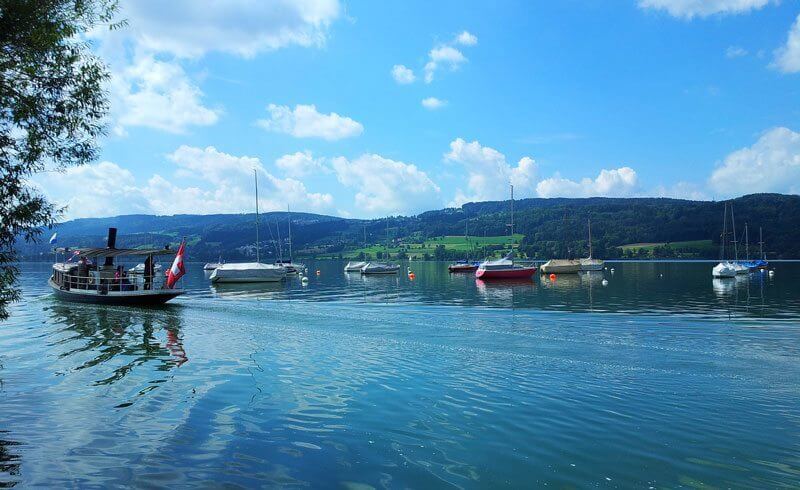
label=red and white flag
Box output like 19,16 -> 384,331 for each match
166,240 -> 186,289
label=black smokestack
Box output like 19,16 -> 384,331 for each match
105,227 -> 117,266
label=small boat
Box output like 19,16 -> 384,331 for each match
712,262 -> 737,278
448,260 -> 478,273
203,256 -> 224,271
129,262 -> 163,274
475,252 -> 536,280
276,260 -> 304,275
540,259 -> 581,274
49,227 -> 184,305
579,218 -> 604,271
344,261 -> 367,272
210,262 -> 286,283
360,262 -> 400,275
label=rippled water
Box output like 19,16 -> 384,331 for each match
1,261 -> 799,487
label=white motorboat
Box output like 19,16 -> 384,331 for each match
344,261 -> 367,272
210,262 -> 286,283
276,261 -> 304,275
540,259 -> 581,274
360,262 -> 400,275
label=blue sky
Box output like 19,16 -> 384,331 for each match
36,0 -> 800,219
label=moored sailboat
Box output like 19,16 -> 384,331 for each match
579,218 -> 604,271
210,170 -> 287,284
712,202 -> 736,278
475,252 -> 537,279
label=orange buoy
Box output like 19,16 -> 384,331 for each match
408,273 -> 415,280
549,273 -> 556,280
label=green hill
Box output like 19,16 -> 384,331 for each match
16,193 -> 800,261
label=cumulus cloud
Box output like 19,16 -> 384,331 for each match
257,104 -> 364,141
331,154 -> 441,215
445,139 -> 539,206
109,54 -> 219,135
391,64 -> 416,84
421,97 -> 447,110
637,0 -> 772,19
772,14 -> 800,73
37,147 -> 335,219
425,45 -> 468,83
709,127 -> 800,196
114,0 -> 341,59
275,151 -> 328,177
535,167 -> 639,198
455,31 -> 478,46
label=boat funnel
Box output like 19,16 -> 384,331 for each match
104,227 -> 117,266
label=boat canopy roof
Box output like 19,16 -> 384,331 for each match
55,247 -> 174,258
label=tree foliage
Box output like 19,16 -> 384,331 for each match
0,0 -> 116,319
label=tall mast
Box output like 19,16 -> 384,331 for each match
287,205 -> 293,262
745,223 -> 749,261
254,169 -> 260,263
588,218 -> 593,259
276,216 -> 283,260
720,202 -> 728,262
386,218 -> 390,259
730,201 -> 739,261
510,184 -> 514,238
759,227 -> 765,260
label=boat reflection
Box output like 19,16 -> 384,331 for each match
210,281 -> 286,300
45,304 -> 187,386
539,273 -> 583,290
475,278 -> 535,305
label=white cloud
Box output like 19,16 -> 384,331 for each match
535,167 -> 639,198
331,154 -> 441,215
110,54 -> 219,134
725,46 -> 748,58
115,0 -> 341,59
709,127 -> 800,196
421,97 -> 447,110
425,45 -> 467,83
444,138 -> 539,206
638,0 -> 772,19
257,104 -> 363,141
455,31 -> 478,46
772,14 -> 800,74
391,64 -> 416,84
37,147 -> 335,219
275,151 -> 328,177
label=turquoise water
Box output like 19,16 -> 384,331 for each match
1,261 -> 799,487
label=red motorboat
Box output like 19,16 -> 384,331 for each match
475,253 -> 537,280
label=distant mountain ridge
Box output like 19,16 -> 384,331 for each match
16,193 -> 800,260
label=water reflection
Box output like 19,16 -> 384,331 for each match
0,431 -> 21,488
210,282 -> 286,300
45,305 -> 187,394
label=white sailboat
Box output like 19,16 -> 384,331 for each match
276,205 -> 304,275
579,218 -> 604,271
729,203 -> 749,275
210,171 -> 286,283
712,202 -> 736,279
345,224 -> 368,272
361,219 -> 400,275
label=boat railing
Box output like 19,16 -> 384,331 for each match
51,270 -> 177,293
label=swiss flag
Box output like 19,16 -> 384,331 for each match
166,240 -> 186,289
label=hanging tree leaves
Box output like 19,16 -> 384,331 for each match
0,0 -> 120,319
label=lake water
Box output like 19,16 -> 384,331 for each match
1,261 -> 799,487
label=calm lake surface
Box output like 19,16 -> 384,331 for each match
1,261 -> 799,487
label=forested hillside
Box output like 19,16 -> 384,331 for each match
16,193 -> 800,261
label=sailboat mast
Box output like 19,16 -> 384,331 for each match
745,223 -> 749,261
287,205 -> 293,262
759,227 -> 764,260
730,202 -> 739,261
510,184 -> 514,239
254,169 -> 260,263
588,218 -> 593,259
720,202 -> 728,261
